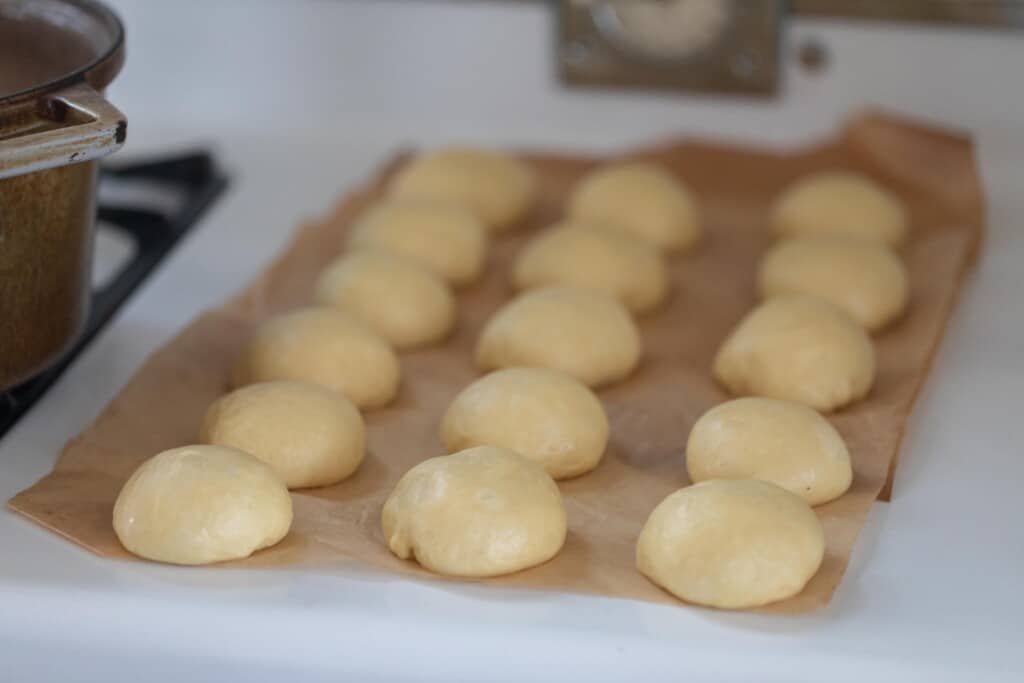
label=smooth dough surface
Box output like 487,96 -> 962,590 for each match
636,479 -> 825,609
233,307 -> 400,409
713,296 -> 875,413
113,445 -> 292,565
314,250 -> 456,350
388,146 -> 536,232
200,381 -> 366,489
512,221 -> 669,314
771,171 -> 908,246
382,445 -> 567,577
440,367 -> 609,480
758,236 -> 909,332
476,286 -> 641,388
348,200 -> 488,287
686,397 -> 852,506
568,161 -> 701,252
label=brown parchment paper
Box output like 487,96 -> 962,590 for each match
9,112 -> 984,613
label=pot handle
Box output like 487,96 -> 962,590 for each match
0,83 -> 126,180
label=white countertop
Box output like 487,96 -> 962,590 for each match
2,2 -> 1023,681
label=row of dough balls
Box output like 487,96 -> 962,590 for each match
634,173 -> 913,607
713,171 -> 911,413
107,392 -> 834,609
387,458 -> 828,612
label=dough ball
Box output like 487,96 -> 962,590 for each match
713,296 -> 875,413
313,250 -> 456,350
348,200 -> 488,287
758,236 -> 909,332
476,286 -> 641,388
382,445 -> 567,577
388,146 -> 536,232
233,307 -> 400,409
636,479 -> 824,609
200,381 -> 366,489
113,445 -> 292,565
512,221 -> 669,314
686,397 -> 852,506
771,171 -> 908,246
440,367 -> 609,480
568,162 -> 701,253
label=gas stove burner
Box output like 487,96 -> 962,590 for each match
0,152 -> 228,440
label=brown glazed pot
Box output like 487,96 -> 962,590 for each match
0,0 -> 126,390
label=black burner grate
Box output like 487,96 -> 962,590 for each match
0,152 -> 228,439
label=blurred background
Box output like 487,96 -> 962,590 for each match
91,0 -> 1023,320
107,0 -> 1024,148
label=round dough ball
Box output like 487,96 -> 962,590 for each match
349,200 -> 488,287
476,286 -> 641,388
758,236 -> 909,332
512,221 -> 669,314
686,397 -> 852,505
440,367 -> 609,480
233,307 -> 400,409
771,171 -> 908,246
382,445 -> 567,577
200,381 -> 366,489
313,250 -> 456,350
636,479 -> 825,609
568,162 -> 701,253
388,146 -> 536,232
113,445 -> 292,565
713,296 -> 875,413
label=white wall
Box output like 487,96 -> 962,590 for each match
103,0 -> 1024,150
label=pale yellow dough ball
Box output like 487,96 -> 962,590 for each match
476,286 -> 642,388
388,146 -> 536,232
771,171 -> 908,246
113,445 -> 292,565
314,250 -> 456,351
440,367 -> 609,480
382,445 -> 567,577
568,161 -> 701,253
758,236 -> 909,332
348,201 -> 488,287
636,479 -> 825,609
233,307 -> 400,409
200,381 -> 366,489
512,221 -> 669,314
712,296 -> 875,413
686,397 -> 852,506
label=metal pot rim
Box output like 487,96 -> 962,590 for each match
0,0 -> 125,105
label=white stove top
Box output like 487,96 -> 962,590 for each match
2,2 -> 1022,681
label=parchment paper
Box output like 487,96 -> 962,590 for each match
9,112 -> 984,612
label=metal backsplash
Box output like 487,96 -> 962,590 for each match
556,0 -> 1022,96
792,0 -> 1024,28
